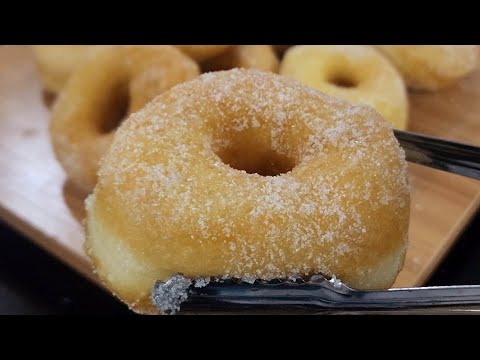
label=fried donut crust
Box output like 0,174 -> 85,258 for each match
280,45 -> 409,130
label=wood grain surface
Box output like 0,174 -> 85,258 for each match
0,45 -> 479,289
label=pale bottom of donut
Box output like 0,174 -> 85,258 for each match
349,241 -> 407,290
85,194 -> 166,314
85,192 -> 407,314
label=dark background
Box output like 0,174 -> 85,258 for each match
1,209 -> 480,315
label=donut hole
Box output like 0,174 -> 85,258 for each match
98,87 -> 130,134
327,72 -> 359,88
215,135 -> 296,177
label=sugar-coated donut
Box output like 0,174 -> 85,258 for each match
85,69 -> 410,314
174,45 -> 232,62
50,45 -> 200,192
201,45 -> 279,73
280,45 -> 409,130
32,45 -> 100,94
374,45 -> 479,91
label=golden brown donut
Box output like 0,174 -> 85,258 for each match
85,69 -> 410,314
174,45 -> 232,62
375,45 -> 479,91
50,45 -> 200,192
201,45 -> 279,73
280,45 -> 409,130
32,45 -> 100,94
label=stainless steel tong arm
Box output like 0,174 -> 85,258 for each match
394,129 -> 480,180
153,275 -> 480,314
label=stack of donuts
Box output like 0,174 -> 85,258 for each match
32,45 -> 477,314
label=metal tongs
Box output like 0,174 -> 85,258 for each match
152,130 -> 480,314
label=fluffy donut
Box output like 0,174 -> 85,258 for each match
201,45 -> 279,73
85,69 -> 410,314
279,45 -> 409,130
32,45 -> 100,94
174,45 -> 232,62
374,45 -> 479,91
50,45 -> 200,192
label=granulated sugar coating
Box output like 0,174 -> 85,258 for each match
85,69 -> 410,314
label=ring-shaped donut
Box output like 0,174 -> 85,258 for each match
280,45 -> 409,130
86,69 -> 410,314
50,45 -> 200,192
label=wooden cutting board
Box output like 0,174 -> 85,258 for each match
1,45 -> 479,289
